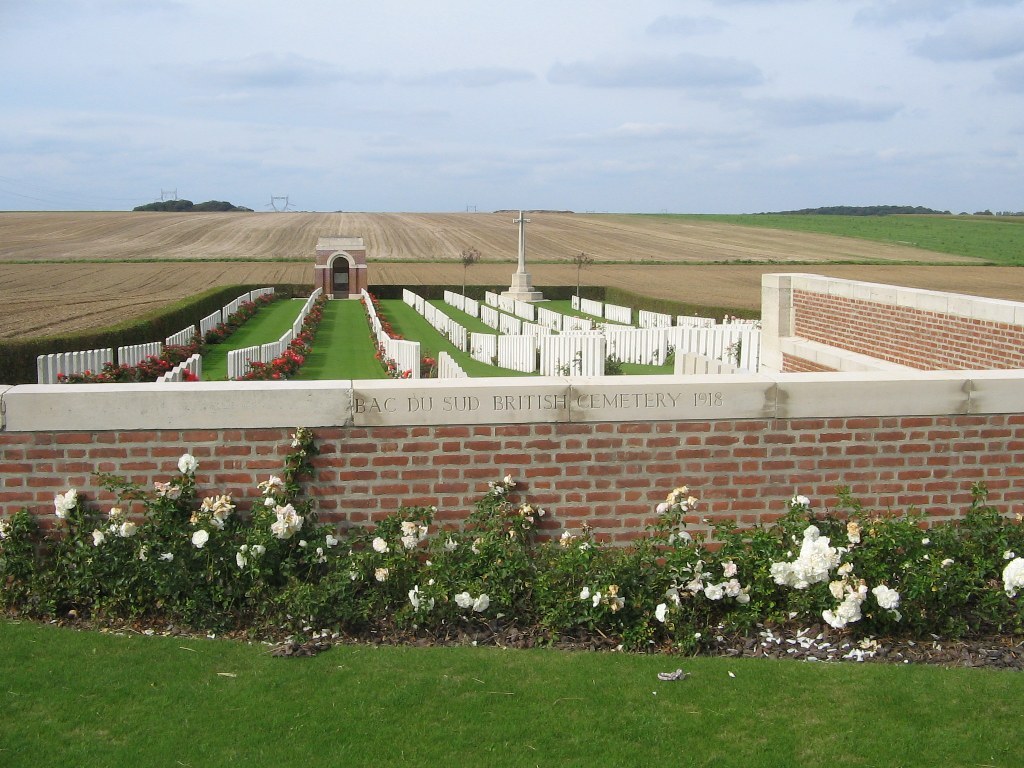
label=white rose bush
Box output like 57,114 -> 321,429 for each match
2,429 -> 1023,651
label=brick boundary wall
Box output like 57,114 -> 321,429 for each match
4,371 -> 1024,543
781,353 -> 837,374
793,290 -> 1024,370
760,273 -> 1024,375
6,274 -> 1024,543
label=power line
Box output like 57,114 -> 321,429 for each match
0,174 -> 146,209
267,195 -> 294,212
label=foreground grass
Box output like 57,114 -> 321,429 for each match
2,620 -> 1021,768
675,213 -> 1024,266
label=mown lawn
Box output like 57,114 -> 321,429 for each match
204,297 -> 676,380
295,299 -> 384,380
2,619 -> 1021,768
202,299 -> 307,380
381,299 -> 530,378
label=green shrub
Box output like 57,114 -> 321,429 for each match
3,432 -> 1023,648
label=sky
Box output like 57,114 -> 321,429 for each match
1,0 -> 1022,214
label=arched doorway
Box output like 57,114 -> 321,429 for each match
332,258 -> 350,296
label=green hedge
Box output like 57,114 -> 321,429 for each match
0,284 -> 308,385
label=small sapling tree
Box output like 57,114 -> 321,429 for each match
460,247 -> 481,295
572,251 -> 594,298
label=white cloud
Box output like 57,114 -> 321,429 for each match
404,68 -> 537,88
855,0 -> 1021,25
547,53 -> 763,89
912,18 -> 1024,60
198,53 -> 387,90
748,96 -> 903,126
645,15 -> 729,37
994,59 -> 1024,91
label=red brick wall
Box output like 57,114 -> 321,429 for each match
781,353 -> 837,373
5,416 -> 1023,542
792,290 -> 1024,370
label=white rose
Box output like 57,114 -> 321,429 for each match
177,453 -> 198,475
92,529 -> 105,546
871,584 -> 901,611
1002,557 -> 1024,598
191,529 -> 209,549
654,603 -> 668,623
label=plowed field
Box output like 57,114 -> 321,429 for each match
2,211 -> 1021,340
0,211 -> 983,264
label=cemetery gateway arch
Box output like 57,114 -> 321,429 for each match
314,236 -> 368,299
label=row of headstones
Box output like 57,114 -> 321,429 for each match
570,295 -> 632,325
35,287 -> 277,384
362,290 -> 420,378
200,287 -> 277,338
156,354 -> 203,382
408,289 -> 761,376
225,289 -> 323,380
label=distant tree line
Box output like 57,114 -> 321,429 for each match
133,200 -> 254,212
759,205 -> 950,216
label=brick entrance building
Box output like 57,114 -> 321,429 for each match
314,236 -> 368,299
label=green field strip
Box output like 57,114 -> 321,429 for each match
381,300 -> 531,378
295,300 -> 386,380
202,299 -> 306,380
669,213 -> 1024,266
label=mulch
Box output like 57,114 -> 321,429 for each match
24,612 -> 1024,670
264,622 -> 1024,670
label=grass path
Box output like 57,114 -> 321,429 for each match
295,299 -> 384,380
201,299 -> 306,380
2,619 -> 1022,768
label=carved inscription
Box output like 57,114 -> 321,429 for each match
351,390 -> 726,419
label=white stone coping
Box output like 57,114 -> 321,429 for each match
4,370 -> 1024,431
784,272 -> 1024,326
316,236 -> 365,249
778,336 -> 916,373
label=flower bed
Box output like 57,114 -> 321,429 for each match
56,342 -> 203,383
2,429 -> 1022,656
237,295 -> 326,381
203,293 -> 277,345
365,293 -> 438,379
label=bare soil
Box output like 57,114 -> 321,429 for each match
2,212 -> 1023,339
0,211 -> 983,264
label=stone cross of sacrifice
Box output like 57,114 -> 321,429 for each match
513,210 -> 530,274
